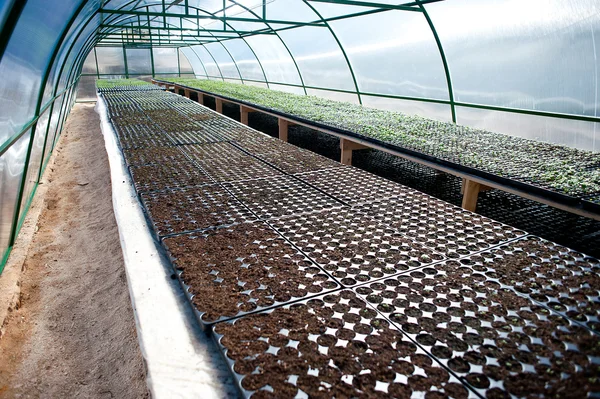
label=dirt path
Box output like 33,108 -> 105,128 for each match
0,103 -> 149,398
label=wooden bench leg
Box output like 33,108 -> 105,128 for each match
240,105 -> 254,125
184,89 -> 190,98
197,92 -> 204,105
340,138 -> 368,165
461,179 -> 481,212
278,118 -> 289,142
216,98 -> 223,113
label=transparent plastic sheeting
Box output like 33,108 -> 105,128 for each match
96,97 -> 237,399
97,0 -> 600,152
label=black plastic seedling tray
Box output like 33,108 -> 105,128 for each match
459,235 -> 600,334
198,156 -> 284,183
162,222 -> 339,330
295,166 -> 416,206
224,175 -> 345,220
129,161 -> 212,194
140,184 -> 257,237
211,290 -> 479,399
355,190 -> 527,259
354,259 -> 600,397
270,208 -> 446,287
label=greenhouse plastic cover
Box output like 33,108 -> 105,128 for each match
96,97 -> 236,398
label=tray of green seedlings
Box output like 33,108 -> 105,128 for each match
354,189 -> 527,259
161,222 -> 339,330
211,290 -> 478,399
96,78 -> 162,93
270,207 -> 445,287
160,79 -> 600,203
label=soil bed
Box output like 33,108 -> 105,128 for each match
163,222 -> 338,325
225,175 -> 344,220
270,208 -> 445,286
355,262 -> 600,397
141,184 -> 256,237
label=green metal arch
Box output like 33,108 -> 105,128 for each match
301,1 -> 362,104
228,0 -> 307,94
416,0 -> 456,123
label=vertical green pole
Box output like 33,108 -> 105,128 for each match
416,1 -> 456,123
123,43 -> 129,78
177,47 -> 181,77
150,45 -> 155,78
94,47 -> 100,78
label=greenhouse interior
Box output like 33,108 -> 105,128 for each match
1,0 -> 600,398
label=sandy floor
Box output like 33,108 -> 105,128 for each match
0,104 -> 149,398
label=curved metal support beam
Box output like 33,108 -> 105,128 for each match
302,1 -> 362,104
228,0 -> 306,94
416,0 -> 455,122
182,46 -> 210,77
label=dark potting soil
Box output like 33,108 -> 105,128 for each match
129,161 -> 211,193
163,222 -> 338,323
141,184 -> 256,236
355,262 -> 600,397
224,175 -> 344,220
356,190 -> 526,259
213,290 -> 472,398
271,208 -> 445,286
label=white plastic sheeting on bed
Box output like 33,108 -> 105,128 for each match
96,96 -> 237,399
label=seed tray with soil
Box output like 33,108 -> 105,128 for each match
166,130 -> 228,145
180,142 -> 248,162
462,236 -> 600,333
121,146 -> 190,167
212,290 -> 476,399
224,175 -> 344,220
140,184 -> 257,237
198,156 -> 283,183
296,166 -> 415,206
114,125 -> 174,149
258,146 -> 343,175
237,134 -> 297,155
355,191 -> 526,259
129,161 -> 212,194
144,109 -> 207,133
270,208 -> 445,286
162,222 -> 339,327
355,263 -> 600,397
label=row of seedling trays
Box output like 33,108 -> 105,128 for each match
103,85 -> 600,398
